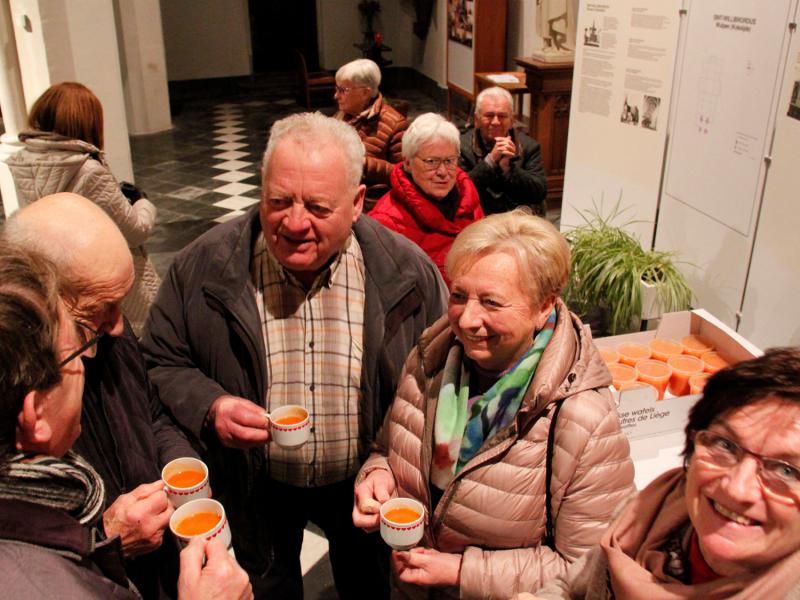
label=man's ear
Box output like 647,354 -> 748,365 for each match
352,184 -> 366,221
15,390 -> 52,453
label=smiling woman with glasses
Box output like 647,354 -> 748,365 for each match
531,347 -> 800,600
369,112 -> 484,285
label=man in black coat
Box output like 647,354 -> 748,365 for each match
459,86 -> 548,216
3,193 -> 198,599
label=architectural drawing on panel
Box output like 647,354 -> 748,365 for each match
697,54 -> 723,134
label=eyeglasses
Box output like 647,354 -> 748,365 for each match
334,85 -> 366,95
481,112 -> 511,122
58,321 -> 101,368
417,156 -> 459,171
692,429 -> 800,502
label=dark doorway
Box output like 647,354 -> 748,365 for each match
249,0 -> 321,72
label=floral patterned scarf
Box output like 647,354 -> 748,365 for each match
431,309 -> 556,490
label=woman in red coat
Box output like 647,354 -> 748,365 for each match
369,112 -> 484,285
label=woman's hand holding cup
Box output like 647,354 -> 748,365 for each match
353,468 -> 396,532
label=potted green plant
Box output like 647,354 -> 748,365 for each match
563,202 -> 693,335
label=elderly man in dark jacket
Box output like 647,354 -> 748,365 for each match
0,241 -> 251,600
141,113 -> 447,599
459,86 -> 548,216
3,194 -> 198,599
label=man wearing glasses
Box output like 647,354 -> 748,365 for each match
333,58 -> 408,209
3,193 -> 197,599
459,86 -> 548,216
141,113 -> 446,598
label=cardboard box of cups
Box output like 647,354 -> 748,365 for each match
594,309 -> 762,450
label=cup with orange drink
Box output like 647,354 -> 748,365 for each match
616,342 -> 651,367
648,337 -> 683,362
380,497 -> 425,550
667,354 -> 704,396
169,498 -> 231,551
267,405 -> 311,449
607,363 -> 637,390
689,372 -> 711,395
162,457 -> 210,508
681,334 -> 714,358
635,360 -> 672,400
700,350 -> 729,374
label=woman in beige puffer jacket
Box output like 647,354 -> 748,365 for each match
354,212 -> 635,599
7,82 -> 159,336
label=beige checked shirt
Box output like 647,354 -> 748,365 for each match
251,233 -> 366,487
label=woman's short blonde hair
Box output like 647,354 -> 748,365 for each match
336,59 -> 381,95
445,210 -> 570,307
401,112 -> 460,161
28,81 -> 104,149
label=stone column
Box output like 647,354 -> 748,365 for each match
0,1 -> 27,217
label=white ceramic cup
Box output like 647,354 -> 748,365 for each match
169,498 -> 231,550
267,405 -> 311,449
380,497 -> 425,551
162,457 -> 210,508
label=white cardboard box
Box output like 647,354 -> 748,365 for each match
595,309 -> 762,488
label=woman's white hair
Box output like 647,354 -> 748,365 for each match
261,112 -> 365,190
401,113 -> 460,161
474,86 -> 514,117
335,59 -> 381,95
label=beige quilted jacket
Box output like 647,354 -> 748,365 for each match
7,131 -> 160,335
359,301 -> 636,599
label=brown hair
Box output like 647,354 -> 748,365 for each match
683,347 -> 800,460
28,82 -> 104,149
0,242 -> 62,461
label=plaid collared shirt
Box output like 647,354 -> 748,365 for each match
251,233 -> 365,487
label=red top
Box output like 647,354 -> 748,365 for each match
688,530 -> 721,585
369,164 -> 484,285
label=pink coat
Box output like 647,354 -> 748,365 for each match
368,164 -> 484,285
358,303 -> 636,599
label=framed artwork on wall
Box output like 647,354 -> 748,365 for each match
447,0 -> 474,47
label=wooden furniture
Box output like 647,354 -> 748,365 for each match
293,49 -> 335,110
474,71 -> 529,126
515,56 -> 574,209
446,0 -> 508,124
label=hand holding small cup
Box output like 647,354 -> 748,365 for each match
178,537 -> 253,600
103,480 -> 173,558
208,395 -> 271,449
266,405 -> 311,449
353,468 -> 396,532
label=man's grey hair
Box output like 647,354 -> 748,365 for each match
335,59 -> 381,95
401,113 -> 460,161
474,86 -> 514,117
261,112 -> 365,190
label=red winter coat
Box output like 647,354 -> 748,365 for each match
369,164 -> 484,285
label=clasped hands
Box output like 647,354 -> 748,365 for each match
353,469 -> 462,588
489,136 -> 516,172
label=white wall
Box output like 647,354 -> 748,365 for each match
114,0 -> 171,135
160,0 -> 252,81
10,0 -> 133,181
317,0 -> 363,70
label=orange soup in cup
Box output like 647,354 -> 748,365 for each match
607,363 -> 637,390
689,372 -> 711,395
166,470 -> 205,489
667,355 -> 704,396
681,334 -> 714,357
275,415 -> 305,425
617,343 -> 651,367
384,507 -> 421,524
175,511 -> 221,537
598,347 -> 619,365
700,350 -> 729,374
648,337 -> 683,362
635,359 -> 671,400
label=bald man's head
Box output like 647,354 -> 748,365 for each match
3,193 -> 134,340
